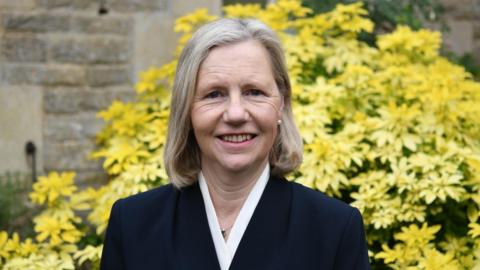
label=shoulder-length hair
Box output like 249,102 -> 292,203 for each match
164,18 -> 303,188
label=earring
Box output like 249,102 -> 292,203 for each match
277,119 -> 282,125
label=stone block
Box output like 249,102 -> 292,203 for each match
442,0 -> 477,19
172,0 -> 221,17
1,35 -> 47,62
44,87 -> 83,113
0,0 -> 37,11
109,0 -> 167,12
80,87 -> 135,111
443,20 -> 474,55
37,0 -> 96,10
44,115 -> 84,140
474,21 -> 480,39
86,65 -> 132,87
71,15 -> 133,35
44,111 -> 104,141
75,170 -> 108,188
2,64 -> 86,86
43,86 -> 134,113
36,0 -> 71,8
43,141 -> 102,171
76,113 -> 107,138
2,13 -> 70,33
474,41 -> 480,63
49,37 -> 130,64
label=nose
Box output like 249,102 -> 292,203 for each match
222,94 -> 249,124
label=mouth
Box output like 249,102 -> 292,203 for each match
218,134 -> 256,143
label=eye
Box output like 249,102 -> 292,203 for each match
245,89 -> 265,96
204,90 -> 223,99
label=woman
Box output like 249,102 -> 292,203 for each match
101,18 -> 370,270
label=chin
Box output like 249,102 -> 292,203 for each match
222,163 -> 252,173
219,157 -> 266,174
216,158 -> 249,171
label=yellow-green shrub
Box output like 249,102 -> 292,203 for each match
0,172 -> 95,269
1,1 -> 480,269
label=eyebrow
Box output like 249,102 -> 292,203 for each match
195,80 -> 228,92
196,71 -> 275,91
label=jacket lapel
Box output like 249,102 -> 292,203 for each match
174,182 -> 221,270
229,176 -> 292,270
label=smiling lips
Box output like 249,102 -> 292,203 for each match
219,134 -> 256,143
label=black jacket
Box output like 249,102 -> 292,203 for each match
100,176 -> 370,270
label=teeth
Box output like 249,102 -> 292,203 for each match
221,134 -> 253,143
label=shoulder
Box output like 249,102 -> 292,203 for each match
284,180 -> 369,268
107,183 -> 182,248
288,180 -> 362,229
290,181 -> 354,212
113,184 -> 178,220
103,184 -> 182,268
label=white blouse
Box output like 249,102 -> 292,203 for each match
198,165 -> 270,270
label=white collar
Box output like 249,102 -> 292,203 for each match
199,165 -> 270,270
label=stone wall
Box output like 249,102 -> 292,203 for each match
440,0 -> 480,63
0,0 -> 221,186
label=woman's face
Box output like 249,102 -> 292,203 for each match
191,40 -> 283,176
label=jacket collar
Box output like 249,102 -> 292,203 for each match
173,176 -> 292,270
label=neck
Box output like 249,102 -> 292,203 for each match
201,161 -> 267,228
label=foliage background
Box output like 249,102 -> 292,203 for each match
1,0 -> 480,269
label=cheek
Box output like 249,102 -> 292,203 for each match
249,106 -> 280,135
190,104 -> 225,141
247,98 -> 282,119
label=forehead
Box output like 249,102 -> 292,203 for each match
205,39 -> 270,62
197,40 -> 274,82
